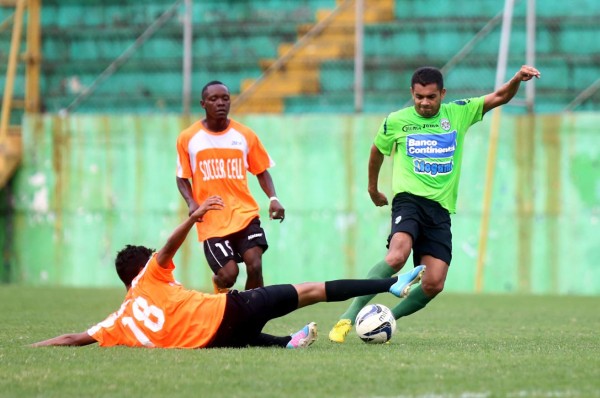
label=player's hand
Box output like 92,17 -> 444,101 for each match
269,199 -> 285,223
187,201 -> 200,217
192,196 -> 224,221
369,190 -> 389,207
517,65 -> 540,81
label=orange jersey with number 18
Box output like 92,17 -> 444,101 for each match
87,254 -> 227,348
176,119 -> 274,241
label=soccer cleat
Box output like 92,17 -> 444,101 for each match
286,322 -> 318,349
328,319 -> 352,343
389,265 -> 426,298
212,276 -> 230,294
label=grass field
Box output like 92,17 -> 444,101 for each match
1,286 -> 599,398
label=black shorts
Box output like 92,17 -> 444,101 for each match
203,217 -> 268,274
388,192 -> 452,266
205,284 -> 298,348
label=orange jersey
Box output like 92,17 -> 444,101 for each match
176,118 -> 274,241
87,254 -> 227,349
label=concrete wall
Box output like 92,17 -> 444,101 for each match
2,113 -> 598,294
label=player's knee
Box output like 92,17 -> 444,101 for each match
219,275 -> 236,288
217,268 -> 239,288
384,252 -> 409,270
421,277 -> 444,297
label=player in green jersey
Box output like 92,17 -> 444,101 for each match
329,65 -> 541,343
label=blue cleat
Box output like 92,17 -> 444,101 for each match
389,265 -> 426,298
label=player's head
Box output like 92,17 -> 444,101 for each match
201,80 -> 228,100
115,245 -> 155,288
411,67 -> 444,90
201,80 -> 230,120
410,66 -> 446,118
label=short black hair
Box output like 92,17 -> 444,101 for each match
201,80 -> 228,100
115,245 -> 155,286
411,67 -> 444,90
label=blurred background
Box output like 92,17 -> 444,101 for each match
1,0 -> 598,294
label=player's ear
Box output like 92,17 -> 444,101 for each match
440,88 -> 446,99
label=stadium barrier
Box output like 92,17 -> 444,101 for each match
1,112 -> 598,295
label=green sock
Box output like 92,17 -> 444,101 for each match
391,285 -> 432,319
339,260 -> 395,323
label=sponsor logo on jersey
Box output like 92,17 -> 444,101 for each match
402,124 -> 421,132
198,157 -> 245,181
413,159 -> 454,176
247,233 -> 263,240
406,131 -> 457,159
402,123 -> 440,132
453,99 -> 470,105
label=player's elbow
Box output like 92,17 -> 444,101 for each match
483,94 -> 509,114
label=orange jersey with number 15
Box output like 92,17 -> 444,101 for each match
176,119 -> 274,241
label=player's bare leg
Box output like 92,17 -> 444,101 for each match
242,246 -> 264,290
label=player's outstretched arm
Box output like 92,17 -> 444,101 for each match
31,332 -> 97,347
483,65 -> 541,114
156,195 -> 224,267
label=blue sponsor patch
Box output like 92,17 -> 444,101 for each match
406,131 -> 457,159
453,99 -> 470,105
414,159 -> 453,176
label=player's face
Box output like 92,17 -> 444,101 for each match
411,83 -> 446,118
201,84 -> 231,120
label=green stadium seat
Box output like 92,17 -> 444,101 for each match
5,0 -> 594,113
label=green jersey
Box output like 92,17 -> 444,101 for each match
373,96 -> 485,213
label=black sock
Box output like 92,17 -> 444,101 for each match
248,333 -> 291,348
324,277 -> 397,302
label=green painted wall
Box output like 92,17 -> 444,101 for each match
2,113 -> 599,295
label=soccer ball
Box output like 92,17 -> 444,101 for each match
355,304 -> 396,344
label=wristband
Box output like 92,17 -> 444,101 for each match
269,196 -> 279,202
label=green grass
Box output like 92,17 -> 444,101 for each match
1,286 -> 599,398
